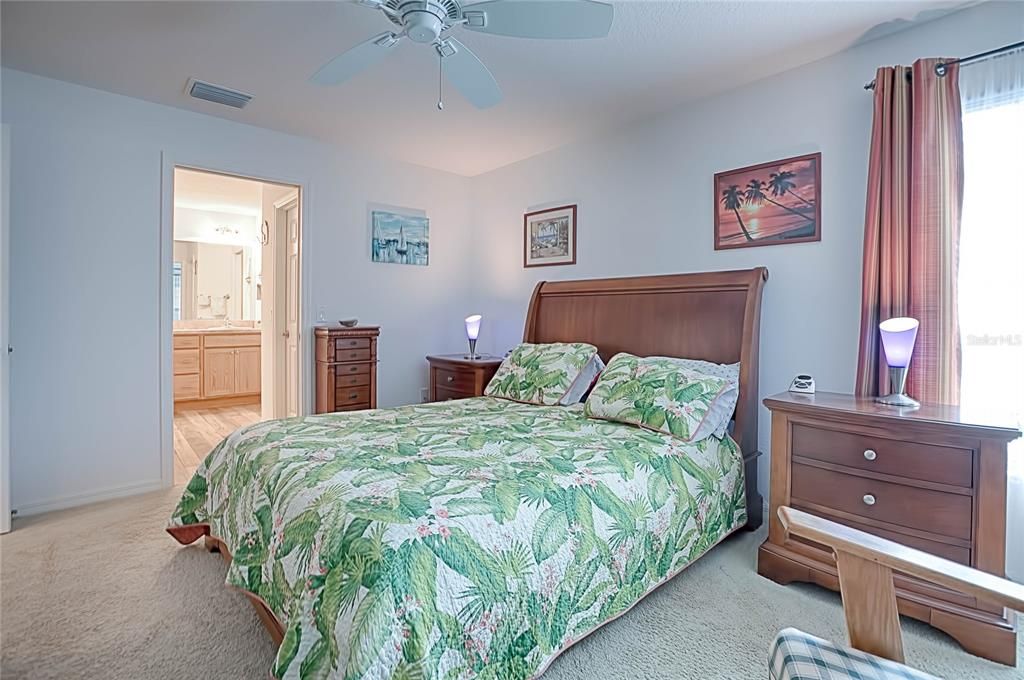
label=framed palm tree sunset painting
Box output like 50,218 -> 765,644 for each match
713,152 -> 821,250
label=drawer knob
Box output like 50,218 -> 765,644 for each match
350,392 -> 359,399
863,449 -> 877,461
862,494 -> 876,506
446,376 -> 454,382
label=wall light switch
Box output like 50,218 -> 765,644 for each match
317,306 -> 326,322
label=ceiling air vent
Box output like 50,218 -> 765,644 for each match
185,78 -> 253,109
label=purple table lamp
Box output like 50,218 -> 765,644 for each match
876,317 -> 919,407
465,314 -> 482,359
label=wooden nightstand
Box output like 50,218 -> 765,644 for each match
758,391 -> 1021,665
426,354 -> 502,401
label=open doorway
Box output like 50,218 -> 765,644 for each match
170,167 -> 301,484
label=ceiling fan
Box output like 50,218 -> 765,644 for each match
311,0 -> 614,109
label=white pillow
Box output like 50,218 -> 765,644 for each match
652,357 -> 740,438
561,353 -> 606,405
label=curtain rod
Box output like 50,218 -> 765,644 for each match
863,40 -> 1024,91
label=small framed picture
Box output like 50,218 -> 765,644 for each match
370,207 -> 429,266
524,204 -> 576,268
713,152 -> 821,250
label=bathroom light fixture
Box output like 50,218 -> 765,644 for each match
465,314 -> 482,359
876,317 -> 919,407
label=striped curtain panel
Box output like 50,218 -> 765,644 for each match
855,58 -> 964,405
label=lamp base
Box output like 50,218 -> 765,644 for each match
875,365 -> 919,408
464,338 -> 480,361
875,392 -> 920,408
464,354 -> 482,360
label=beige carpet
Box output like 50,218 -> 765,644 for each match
1,488 -> 1020,679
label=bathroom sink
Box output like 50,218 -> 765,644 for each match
174,326 -> 260,333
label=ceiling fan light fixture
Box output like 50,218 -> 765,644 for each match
313,0 -> 613,109
462,10 -> 486,28
436,39 -> 457,58
405,9 -> 445,43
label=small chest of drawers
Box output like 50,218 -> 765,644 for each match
426,354 -> 502,401
314,326 -> 379,414
758,391 -> 1021,665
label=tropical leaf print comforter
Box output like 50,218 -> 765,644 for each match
168,397 -> 747,680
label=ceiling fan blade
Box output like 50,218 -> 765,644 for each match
440,38 -> 502,109
461,0 -> 613,39
311,32 -> 400,86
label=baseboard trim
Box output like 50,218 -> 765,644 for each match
13,479 -> 165,518
175,395 -> 261,412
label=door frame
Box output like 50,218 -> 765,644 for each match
159,154 -> 309,488
1,124 -> 11,533
273,193 -> 300,418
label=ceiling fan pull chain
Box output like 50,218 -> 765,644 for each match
437,50 -> 444,111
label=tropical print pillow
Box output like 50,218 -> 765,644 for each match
484,342 -> 600,405
585,353 -> 738,443
651,357 -> 740,438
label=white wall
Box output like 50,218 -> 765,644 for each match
2,68 -> 474,513
173,205 -> 260,245
466,1 -> 1024,494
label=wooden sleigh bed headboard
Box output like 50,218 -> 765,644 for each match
523,267 -> 769,529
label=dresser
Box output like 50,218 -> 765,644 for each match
758,391 -> 1021,665
426,354 -> 502,401
314,326 -> 379,414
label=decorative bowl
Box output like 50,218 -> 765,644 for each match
338,318 -> 359,327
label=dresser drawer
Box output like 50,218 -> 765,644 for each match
173,349 -> 200,375
334,402 -> 370,412
335,337 -> 370,351
791,423 -> 973,488
203,332 -> 261,348
335,347 -> 373,363
335,372 -> 370,388
434,367 -> 475,392
790,504 -> 971,565
791,463 -> 973,540
173,334 -> 200,350
173,373 -> 201,400
335,386 -> 370,407
335,362 -> 370,377
434,386 -> 473,402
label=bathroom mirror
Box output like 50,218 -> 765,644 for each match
172,239 -> 261,321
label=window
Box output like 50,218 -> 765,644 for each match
957,48 -> 1024,579
172,261 -> 182,321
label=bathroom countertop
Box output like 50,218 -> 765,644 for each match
173,327 -> 261,334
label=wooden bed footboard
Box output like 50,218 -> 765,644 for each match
204,534 -> 286,645
167,525 -> 286,645
203,536 -> 286,643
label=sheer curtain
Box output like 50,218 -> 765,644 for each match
957,47 -> 1024,580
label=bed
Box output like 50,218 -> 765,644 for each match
167,267 -> 768,680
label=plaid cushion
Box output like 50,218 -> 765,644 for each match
769,628 -> 941,680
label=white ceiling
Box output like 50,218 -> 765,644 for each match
2,1 -> 963,176
174,167 -> 264,216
